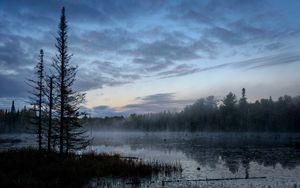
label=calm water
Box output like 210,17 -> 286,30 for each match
86,131 -> 300,188
1,131 -> 300,187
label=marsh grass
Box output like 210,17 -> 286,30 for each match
0,148 -> 180,188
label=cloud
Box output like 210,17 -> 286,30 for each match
0,75 -> 28,98
264,42 -> 283,51
75,71 -> 130,92
167,0 -> 268,26
120,93 -> 194,114
84,93 -> 194,117
157,64 -> 199,78
244,54 -> 300,70
81,105 -> 123,117
125,35 -> 200,61
0,34 -> 35,71
1,0 -> 300,110
203,21 -> 295,47
71,28 -> 137,55
157,53 -> 300,78
75,60 -> 141,91
124,32 -> 209,72
132,57 -> 174,72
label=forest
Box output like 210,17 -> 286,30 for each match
2,89 -> 300,133
123,90 -> 300,132
66,89 -> 300,132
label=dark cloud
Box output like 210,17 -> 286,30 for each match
125,36 -> 200,61
0,75 -> 28,98
264,42 -> 283,51
71,28 -> 137,54
93,0 -> 167,21
136,93 -> 175,104
84,105 -> 123,117
75,71 -> 130,92
124,32 -> 208,73
0,0 -> 109,26
167,0 -> 268,26
203,21 -> 293,46
75,60 -> 141,91
132,57 -> 174,72
0,34 -> 34,70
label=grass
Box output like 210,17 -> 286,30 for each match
0,148 -> 180,188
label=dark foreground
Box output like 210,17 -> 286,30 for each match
0,148 -> 179,188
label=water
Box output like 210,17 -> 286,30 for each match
1,131 -> 300,187
86,132 -> 300,188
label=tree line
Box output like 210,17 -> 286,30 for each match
124,89 -> 300,132
0,101 -> 34,132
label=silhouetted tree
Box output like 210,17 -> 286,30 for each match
220,92 -> 238,130
28,49 -> 45,151
10,100 -> 16,114
239,88 -> 247,106
53,7 -> 89,155
239,88 -> 248,131
45,75 -> 54,153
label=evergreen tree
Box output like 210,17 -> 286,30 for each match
28,49 -> 45,151
10,100 -> 16,114
221,92 -> 238,130
44,75 -> 54,153
223,92 -> 237,109
239,88 -> 248,131
53,7 -> 89,155
239,88 -> 247,105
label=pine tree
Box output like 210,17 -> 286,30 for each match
28,49 -> 45,151
10,100 -> 16,114
239,88 -> 247,105
44,75 -> 54,153
53,7 -> 89,155
239,88 -> 248,131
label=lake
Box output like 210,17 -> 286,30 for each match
1,131 -> 300,187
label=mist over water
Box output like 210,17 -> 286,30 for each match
2,131 -> 300,187
85,131 -> 300,187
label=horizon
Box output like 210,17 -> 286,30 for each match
1,0 -> 300,117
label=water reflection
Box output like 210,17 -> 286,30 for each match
87,132 -> 300,187
1,132 -> 300,187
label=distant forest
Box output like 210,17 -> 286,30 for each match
1,89 -> 300,133
87,89 -> 300,132
0,101 -> 33,133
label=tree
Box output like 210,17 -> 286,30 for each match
239,88 -> 248,131
222,92 -> 237,110
53,7 -> 89,155
10,100 -> 16,114
221,92 -> 238,130
28,49 -> 45,151
239,88 -> 247,106
45,75 -> 54,153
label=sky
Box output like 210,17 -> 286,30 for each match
0,0 -> 300,117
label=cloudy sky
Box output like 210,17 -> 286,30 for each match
1,0 -> 300,116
